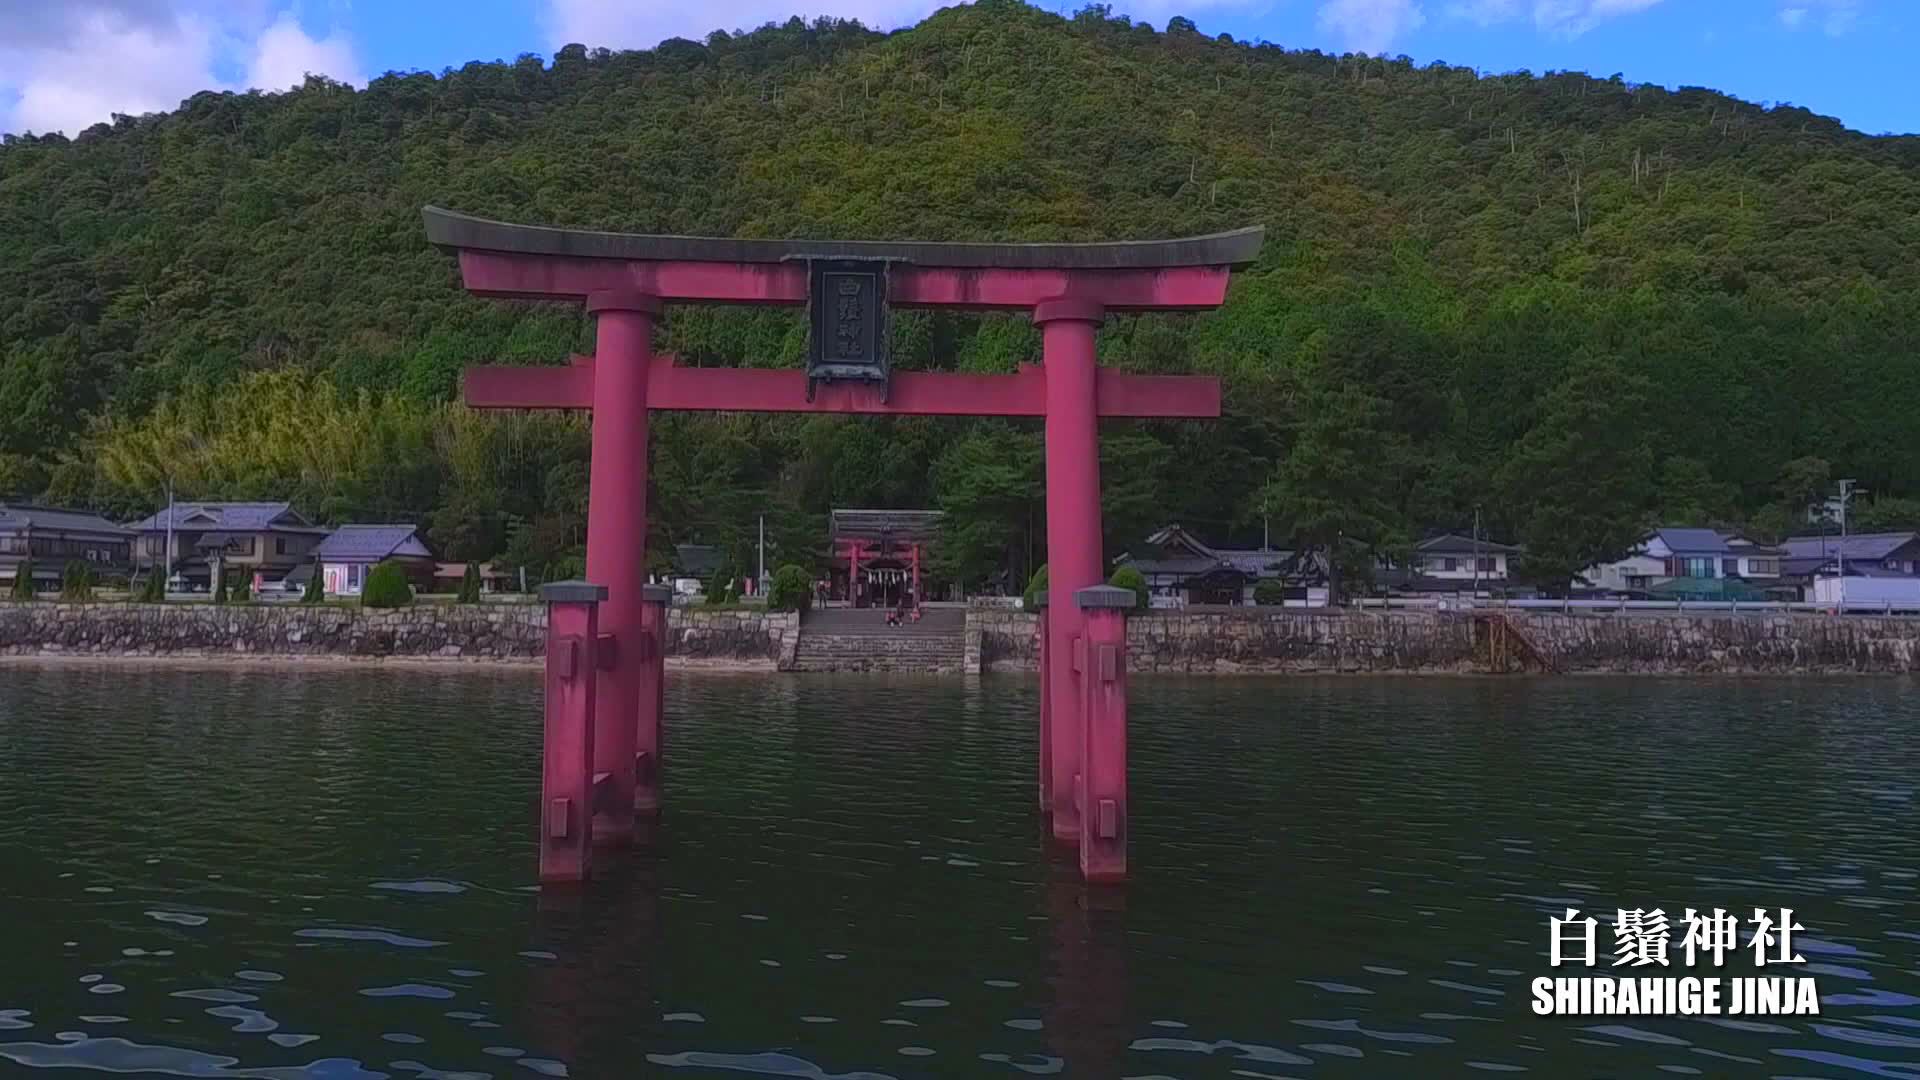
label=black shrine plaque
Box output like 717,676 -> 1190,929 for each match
807,260 -> 890,398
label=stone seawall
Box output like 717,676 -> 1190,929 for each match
0,602 -> 798,669
5,602 -> 1916,674
969,608 -> 1473,673
967,607 -> 1920,674
1519,611 -> 1920,673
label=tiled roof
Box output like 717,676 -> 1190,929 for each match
1141,524 -> 1218,560
0,503 -> 129,535
125,502 -> 315,532
829,508 -> 943,543
316,525 -> 430,562
1415,533 -> 1522,555
1651,527 -> 1733,555
1123,556 -> 1228,576
1215,549 -> 1293,575
1781,532 -> 1919,562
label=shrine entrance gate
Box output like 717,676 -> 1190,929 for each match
424,207 -> 1261,885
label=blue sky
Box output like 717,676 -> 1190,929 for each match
2,1 -> 1912,138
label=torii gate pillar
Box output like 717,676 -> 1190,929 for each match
584,289 -> 659,847
1036,298 -> 1105,842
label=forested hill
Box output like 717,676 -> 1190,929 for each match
4,0 -> 1919,588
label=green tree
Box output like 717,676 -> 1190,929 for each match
212,567 -> 230,605
1776,457 -> 1835,517
60,560 -> 93,602
1854,496 -> 1920,532
361,561 -> 414,608
301,562 -> 325,604
9,556 -> 35,601
458,561 -> 483,603
932,426 -> 1043,594
706,559 -> 734,606
1108,564 -> 1149,611
1748,456 -> 1835,541
3,3 -> 1919,599
1655,456 -> 1739,528
1499,358 -> 1656,591
138,568 -> 166,603
1022,563 -> 1049,611
231,567 -> 252,603
768,563 -> 811,612
1257,382 -> 1405,601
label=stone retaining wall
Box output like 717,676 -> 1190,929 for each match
6,601 -> 1916,674
1517,611 -> 1920,674
968,607 -> 1472,673
964,606 -> 1920,674
0,601 -> 797,668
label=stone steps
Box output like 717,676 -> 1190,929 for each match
802,607 -> 965,636
790,616 -> 967,672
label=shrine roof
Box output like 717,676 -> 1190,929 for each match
830,508 -> 944,543
424,207 -> 1263,270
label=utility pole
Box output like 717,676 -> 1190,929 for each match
1835,479 -> 1859,612
164,477 -> 175,594
1472,506 -> 1482,601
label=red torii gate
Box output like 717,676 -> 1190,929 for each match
425,206 -> 1260,884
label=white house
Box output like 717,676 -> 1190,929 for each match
1411,533 -> 1519,582
1584,528 -> 1783,595
316,525 -> 435,595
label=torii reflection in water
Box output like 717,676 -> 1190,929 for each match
518,859 -> 1132,1077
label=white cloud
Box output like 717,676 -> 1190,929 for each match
1530,0 -> 1663,38
0,1 -> 363,136
1317,0 -> 1428,53
541,0 -> 939,50
1444,0 -> 1520,26
540,0 -> 1273,52
1444,0 -> 1664,37
1778,0 -> 1861,36
246,13 -> 364,92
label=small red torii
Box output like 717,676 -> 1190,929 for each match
426,206 -> 1260,885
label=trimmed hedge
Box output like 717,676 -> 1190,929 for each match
768,563 -> 811,612
361,561 -> 414,608
1022,564 -> 1048,611
1108,565 -> 1149,612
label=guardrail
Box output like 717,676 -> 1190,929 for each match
1348,597 -> 1920,616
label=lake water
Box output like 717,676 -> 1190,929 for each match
1,665 -> 1918,1078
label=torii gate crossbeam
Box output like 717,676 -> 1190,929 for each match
426,206 -> 1261,885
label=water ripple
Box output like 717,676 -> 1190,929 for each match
2,668 -> 1918,1077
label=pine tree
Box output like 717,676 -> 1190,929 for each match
212,567 -> 229,605
8,556 -> 34,601
301,562 -> 325,604
459,561 -> 482,603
